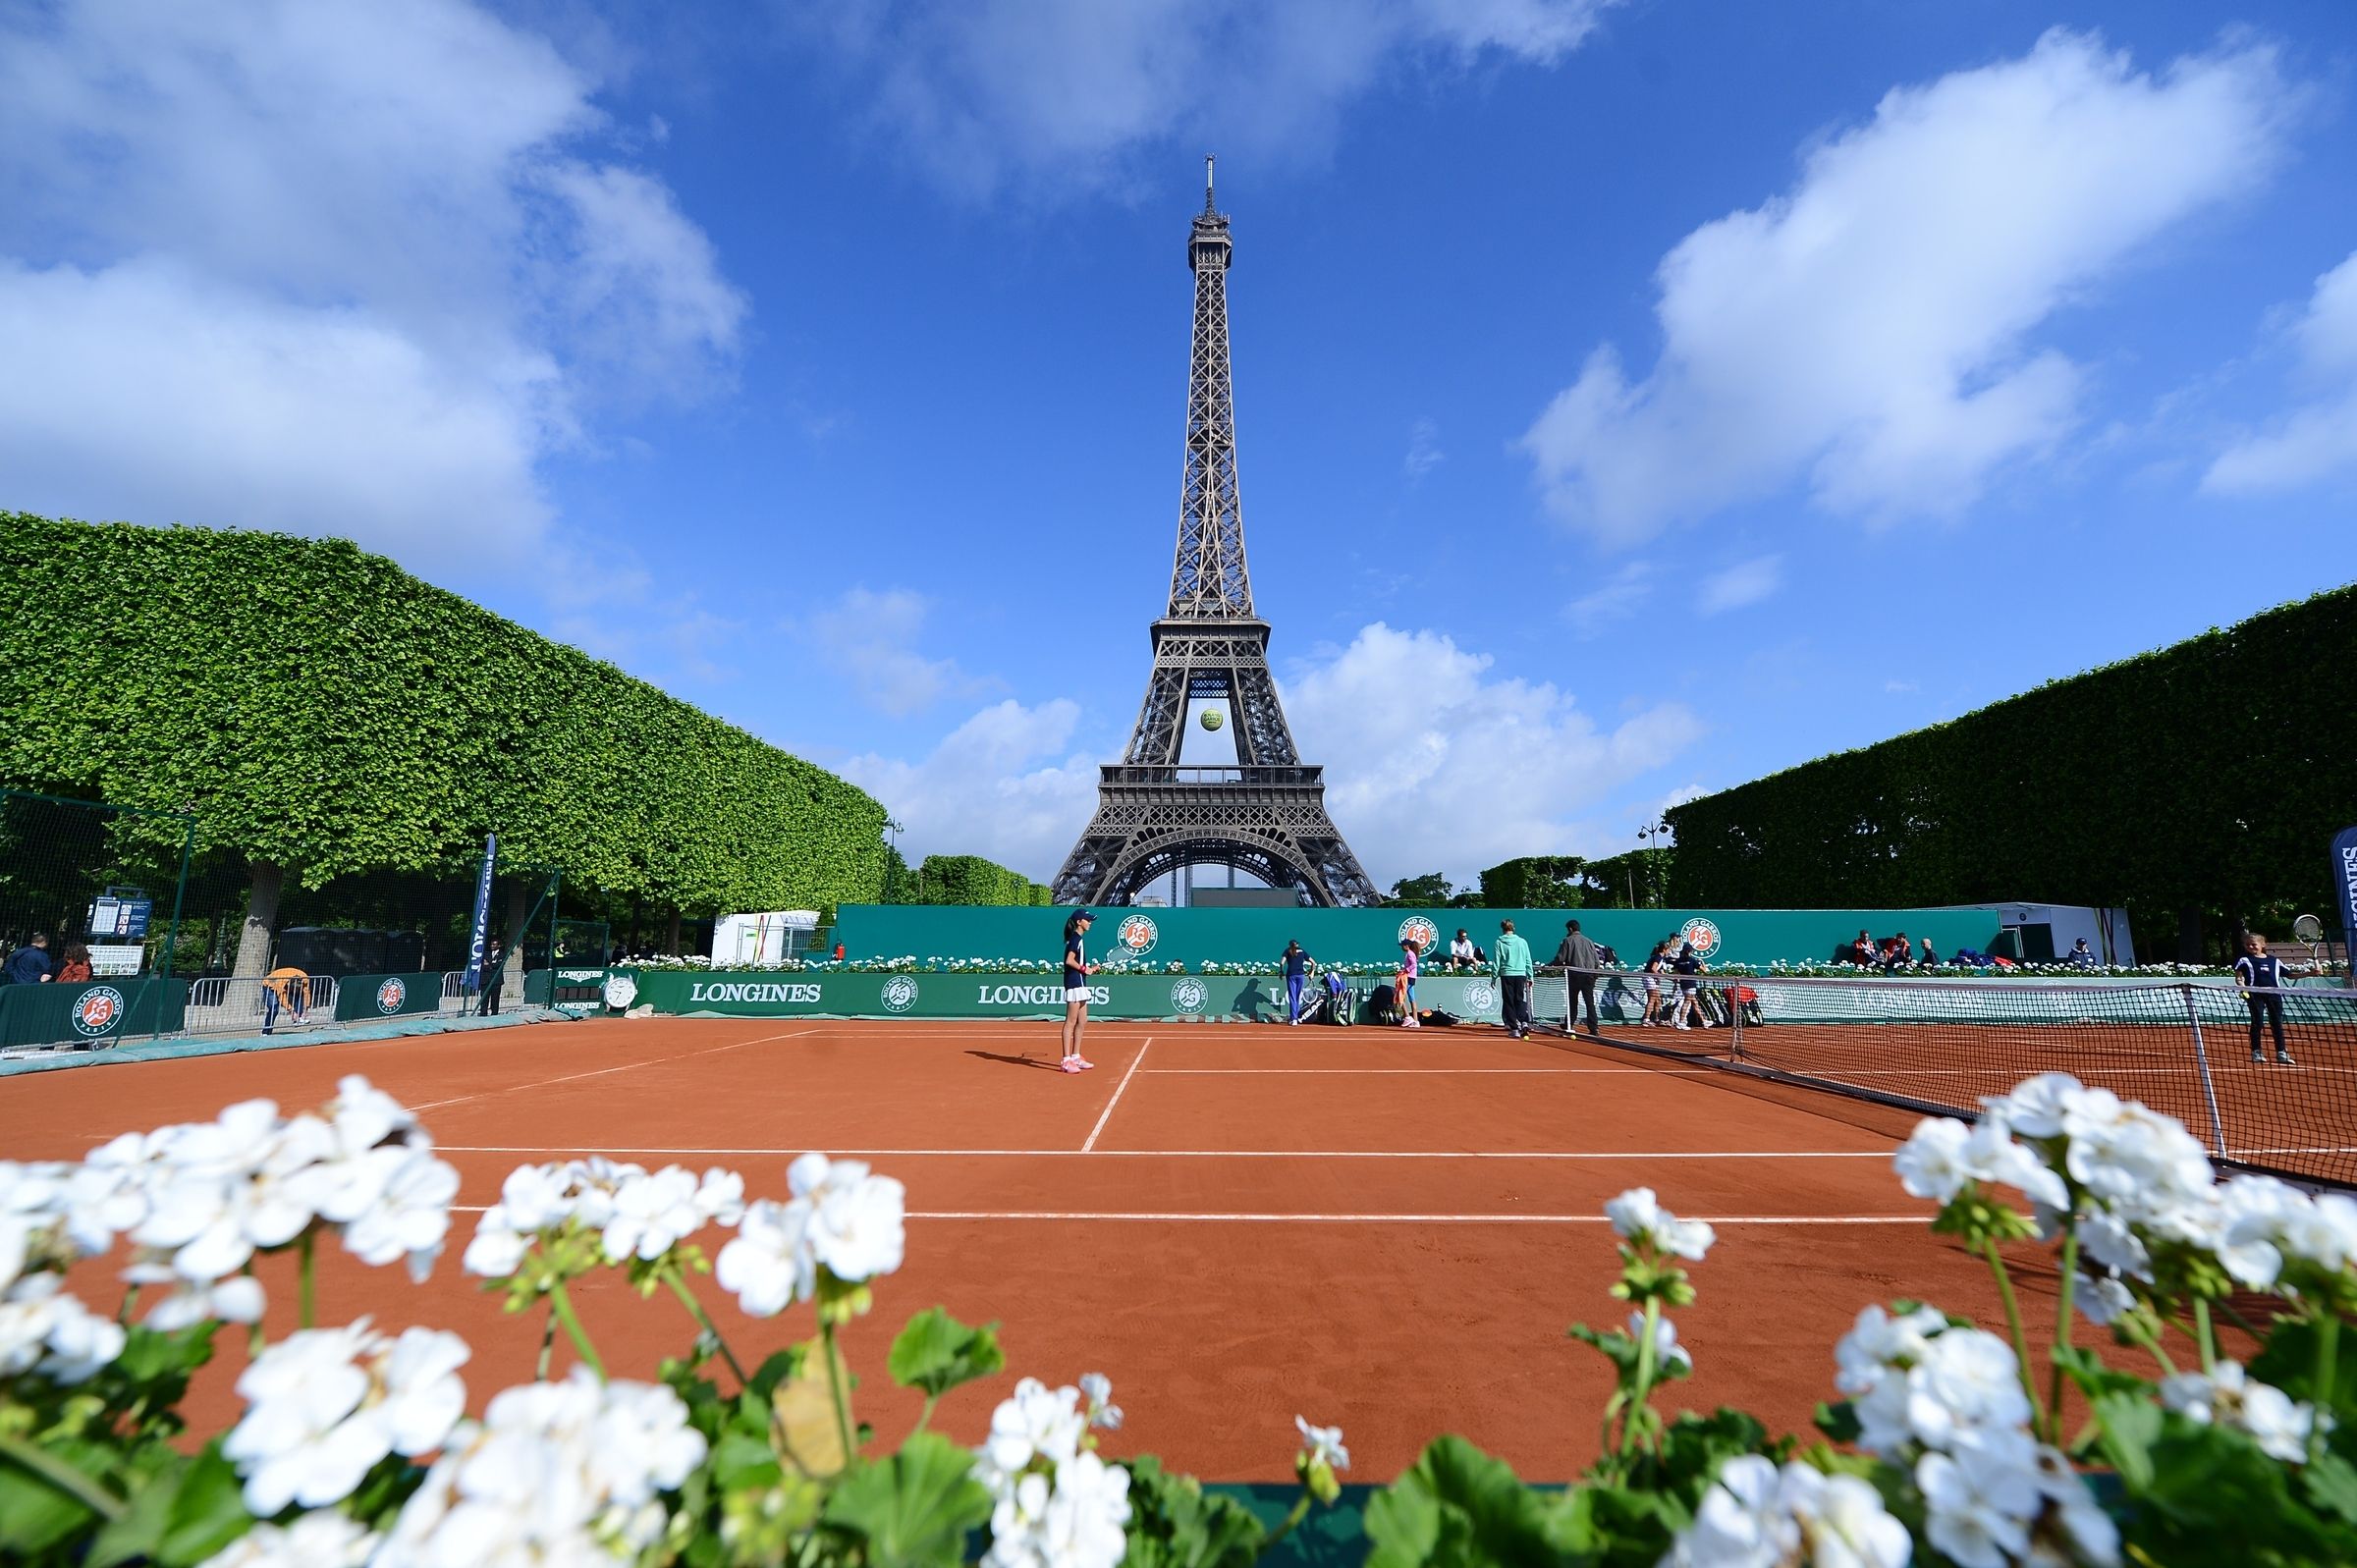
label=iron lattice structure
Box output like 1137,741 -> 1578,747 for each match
1051,165 -> 1378,908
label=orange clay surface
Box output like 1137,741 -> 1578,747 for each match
0,1016 -> 2123,1481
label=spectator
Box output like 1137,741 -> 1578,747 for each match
478,939 -> 508,1016
1551,919 -> 1602,1033
1280,940 -> 1316,1026
1849,930 -> 1877,966
1493,919 -> 1534,1039
3,933 -> 53,985
2234,935 -> 2299,1065
54,944 -> 93,984
1920,940 -> 1941,966
262,965 -> 308,1035
2065,938 -> 2098,970
1883,933 -> 1911,971
1448,929 -> 1478,969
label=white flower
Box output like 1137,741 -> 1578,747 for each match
790,1155 -> 907,1282
2159,1361 -> 2316,1462
224,1321 -> 468,1517
694,1168 -> 746,1227
2070,1273 -> 2137,1327
1907,1330 -> 2033,1452
1894,1120 -> 1976,1204
146,1274 -> 267,1331
493,1163 -> 576,1233
1835,1305 -> 1946,1396
1801,1471 -> 1913,1568
1988,1074 -> 2082,1140
1079,1371 -> 1123,1431
198,1510 -> 379,1568
0,1274 -> 126,1383
1295,1415 -> 1349,1472
2031,1444 -> 2120,1567
1895,1115 -> 2065,1211
1605,1187 -> 1716,1260
1917,1446 -> 2038,1568
342,1147 -> 459,1282
1662,1454 -> 1798,1568
1632,1312 -> 1692,1373
980,1446 -> 1131,1568
715,1198 -> 815,1317
601,1166 -> 706,1263
460,1211 -> 529,1279
589,1379 -> 707,1503
979,1378 -> 1087,1490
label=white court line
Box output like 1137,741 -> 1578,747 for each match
435,1145 -> 1893,1160
903,1211 -> 1925,1224
1081,1038 -> 1152,1152
411,1027 -> 821,1112
1141,1067 -> 1713,1075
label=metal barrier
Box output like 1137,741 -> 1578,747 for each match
439,970 -> 473,1012
183,975 -> 341,1035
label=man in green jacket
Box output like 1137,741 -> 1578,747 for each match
1494,919 -> 1535,1039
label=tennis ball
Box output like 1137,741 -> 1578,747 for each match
1200,709 -> 1224,731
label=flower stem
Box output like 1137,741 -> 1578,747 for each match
548,1280 -> 605,1380
663,1272 -> 748,1384
820,1319 -> 856,1464
1261,1494 -> 1313,1552
2046,1228 -> 2080,1444
2314,1312 -> 2340,1464
297,1229 -> 317,1330
536,1304 -> 558,1379
0,1433 -> 126,1522
909,1391 -> 942,1441
1979,1238 -> 2041,1424
1620,1297 -> 1662,1461
2192,1299 -> 2218,1376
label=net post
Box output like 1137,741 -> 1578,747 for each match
1727,979 -> 1742,1059
2179,983 -> 2229,1160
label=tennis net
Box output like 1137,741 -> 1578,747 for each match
1537,970 -> 2357,1189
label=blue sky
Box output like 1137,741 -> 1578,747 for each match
5,0 -> 2354,891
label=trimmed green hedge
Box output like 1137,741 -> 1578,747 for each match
910,854 -> 1051,906
1664,583 -> 2357,951
1477,856 -> 1586,907
0,514 -> 887,915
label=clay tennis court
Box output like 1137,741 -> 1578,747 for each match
0,1016 -> 2139,1480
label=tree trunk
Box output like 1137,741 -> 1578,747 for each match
232,862 -> 285,979
2176,906 -> 2204,966
665,906 -> 682,956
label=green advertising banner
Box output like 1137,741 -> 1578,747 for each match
333,972 -> 455,1022
829,904 -> 2004,974
605,969 -> 1509,1025
0,978 -> 188,1050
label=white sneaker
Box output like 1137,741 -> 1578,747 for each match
1673,1022 -> 1690,1031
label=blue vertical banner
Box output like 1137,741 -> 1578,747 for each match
2334,825 -> 2357,987
464,834 -> 498,993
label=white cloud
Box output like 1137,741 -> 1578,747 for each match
782,0 -> 1618,196
1564,561 -> 1651,639
1697,554 -> 1783,616
1283,623 -> 1702,886
838,699 -> 1102,874
1403,417 -> 1446,480
1519,28 -> 2294,544
842,621 -> 1701,887
0,0 -> 743,570
804,588 -> 980,716
2205,249 -> 2357,494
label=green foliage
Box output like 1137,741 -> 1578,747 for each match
910,855 -> 1051,907
1385,873 -> 1454,907
1120,1457 -> 1268,1568
820,1432 -> 994,1568
1662,583 -> 2357,954
1574,850 -> 1674,910
886,1308 -> 1005,1399
0,514 -> 888,916
1476,857 -> 1586,909
1363,1436 -> 1582,1568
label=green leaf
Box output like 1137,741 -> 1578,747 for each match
2090,1391 -> 2159,1489
1813,1400 -> 1862,1445
154,1444 -> 249,1568
2304,1451 -> 2357,1526
1119,1456 -> 1267,1568
712,1430 -> 784,1491
819,1431 -> 993,1568
1364,1435 -> 1576,1568
0,1442 -> 105,1556
2251,1316 -> 2357,1430
887,1307 -> 1006,1399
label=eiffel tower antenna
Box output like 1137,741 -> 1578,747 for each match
1051,172 -> 1378,908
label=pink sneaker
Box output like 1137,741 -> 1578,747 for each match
1061,1057 -> 1084,1074
1074,1056 -> 1096,1069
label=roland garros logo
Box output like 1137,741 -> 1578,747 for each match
1115,914 -> 1159,960
1170,977 -> 1209,1013
72,986 -> 126,1038
374,978 -> 408,1014
881,975 -> 920,1013
1461,979 -> 1497,1015
1679,918 -> 1723,959
1397,916 -> 1440,951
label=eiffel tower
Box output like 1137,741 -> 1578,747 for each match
1050,162 -> 1379,908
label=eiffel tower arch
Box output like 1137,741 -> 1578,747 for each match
1051,163 -> 1379,909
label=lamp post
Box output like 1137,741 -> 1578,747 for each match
1635,821 -> 1671,908
883,817 -> 905,903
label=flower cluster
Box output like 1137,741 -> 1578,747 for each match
374,1366 -> 706,1566
1663,1455 -> 1909,1568
1836,1308 -> 2115,1567
2,1075 -> 455,1350
463,1157 -> 746,1277
223,1320 -> 469,1516
974,1376 -> 1133,1568
1605,1187 -> 1716,1262
714,1154 -> 906,1316
2158,1360 -> 2319,1461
